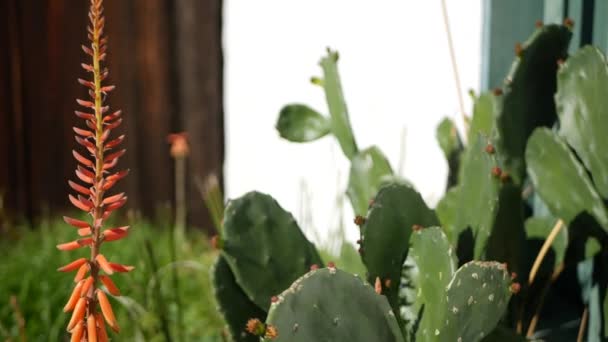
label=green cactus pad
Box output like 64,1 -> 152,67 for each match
442,261 -> 514,342
409,227 -> 457,342
454,134 -> 501,259
211,255 -> 267,342
436,186 -> 460,245
495,24 -> 571,184
483,184 -> 526,275
276,104 -> 331,142
525,128 -> 608,229
320,48 -> 358,159
436,118 -> 463,189
346,146 -> 394,216
222,191 -> 323,310
264,267 -> 404,342
361,182 -> 438,327
555,46 -> 608,198
469,92 -> 501,143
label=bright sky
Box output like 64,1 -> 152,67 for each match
224,1 -> 482,249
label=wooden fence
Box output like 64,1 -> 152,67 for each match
0,0 -> 224,231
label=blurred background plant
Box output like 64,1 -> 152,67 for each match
0,214 -> 226,341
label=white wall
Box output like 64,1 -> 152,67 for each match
224,1 -> 482,249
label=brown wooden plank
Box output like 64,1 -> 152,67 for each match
175,0 -> 225,230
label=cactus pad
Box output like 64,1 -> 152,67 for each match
442,261 -> 514,342
211,256 -> 266,342
222,191 -> 323,310
264,267 -> 404,342
525,128 -> 608,229
555,46 -> 608,198
320,49 -> 358,159
495,24 -> 571,183
436,118 -> 463,189
361,182 -> 438,327
347,146 -> 394,216
276,104 -> 331,142
454,134 -> 501,259
409,227 -> 457,342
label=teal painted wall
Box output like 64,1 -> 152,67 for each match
481,0 -> 607,90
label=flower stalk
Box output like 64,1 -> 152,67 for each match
57,0 -> 132,340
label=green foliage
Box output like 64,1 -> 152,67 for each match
215,22 -> 608,342
211,256 -> 266,342
407,229 -> 513,342
221,191 -> 323,311
263,267 -> 404,342
319,49 -> 359,159
443,261 -> 513,342
495,24 -> 571,184
347,146 -> 394,216
555,46 -> 608,198
0,218 -> 225,341
436,118 -> 463,189
451,134 -> 500,259
409,227 -> 456,342
360,183 -> 438,328
277,49 -> 396,217
469,92 -> 500,142
526,128 -> 608,228
276,104 -> 331,142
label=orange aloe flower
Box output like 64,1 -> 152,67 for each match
57,0 -> 133,340
167,132 -> 190,158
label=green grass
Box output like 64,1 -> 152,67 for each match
0,215 -> 226,342
0,212 -> 366,342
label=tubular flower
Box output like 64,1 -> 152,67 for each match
58,1 -> 133,340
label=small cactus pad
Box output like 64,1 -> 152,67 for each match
436,118 -> 463,189
264,268 -> 404,342
409,227 -> 456,342
319,48 -> 358,159
211,256 -> 267,342
442,261 -> 514,342
555,46 -> 608,198
361,182 -> 438,327
525,128 -> 608,229
222,191 -> 323,310
436,186 -> 459,245
276,104 -> 331,142
346,146 -> 394,216
468,92 -> 501,143
454,134 -> 500,259
495,24 -> 571,183
483,184 -> 526,275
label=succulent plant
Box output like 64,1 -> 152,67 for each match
211,20 -> 608,342
57,1 -> 131,340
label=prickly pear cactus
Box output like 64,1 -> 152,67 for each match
436,118 -> 463,189
263,267 -> 404,342
276,104 -> 331,142
555,46 -> 608,198
454,134 -> 501,259
495,24 -> 571,184
211,256 -> 266,342
437,90 -> 503,258
442,261 -> 514,342
401,228 -> 515,341
319,48 -> 359,159
526,128 -> 608,229
408,227 -> 456,342
221,191 -> 323,310
347,146 -> 394,216
360,182 -> 438,328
